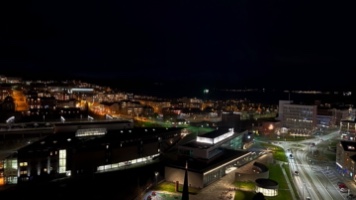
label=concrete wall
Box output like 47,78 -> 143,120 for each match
234,162 -> 269,182
165,166 -> 204,188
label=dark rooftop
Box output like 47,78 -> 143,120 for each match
340,140 -> 356,152
165,148 -> 249,173
17,127 -> 183,152
53,119 -> 133,126
255,178 -> 278,187
181,140 -> 214,149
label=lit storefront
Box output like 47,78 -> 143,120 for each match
255,178 -> 278,197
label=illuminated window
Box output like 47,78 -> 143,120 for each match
348,146 -> 355,150
59,149 -> 66,173
11,160 -> 17,169
256,187 -> 278,196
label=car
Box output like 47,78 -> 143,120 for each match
340,187 -> 349,193
337,181 -> 344,186
306,197 -> 311,200
339,183 -> 347,189
294,171 -> 299,176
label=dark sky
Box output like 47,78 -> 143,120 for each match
1,0 -> 355,90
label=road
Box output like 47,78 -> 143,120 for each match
278,130 -> 354,200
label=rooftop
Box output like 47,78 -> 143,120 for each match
165,148 -> 249,173
17,127 -> 183,153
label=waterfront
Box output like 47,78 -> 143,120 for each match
105,79 -> 356,105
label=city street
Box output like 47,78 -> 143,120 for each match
278,130 -> 355,200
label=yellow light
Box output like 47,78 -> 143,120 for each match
268,124 -> 274,130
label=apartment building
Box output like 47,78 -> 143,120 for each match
336,140 -> 356,182
279,101 -> 317,136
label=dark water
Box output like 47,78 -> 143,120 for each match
101,79 -> 356,105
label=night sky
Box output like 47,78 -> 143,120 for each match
1,0 -> 355,90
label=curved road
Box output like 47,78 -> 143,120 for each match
280,130 -> 351,200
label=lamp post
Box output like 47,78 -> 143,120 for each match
155,171 -> 159,185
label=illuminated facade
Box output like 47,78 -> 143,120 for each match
1,127 -> 183,185
281,103 -> 317,136
0,160 -> 3,185
165,127 -> 256,188
259,119 -> 281,138
255,178 -> 278,197
0,155 -> 17,185
339,119 -> 356,141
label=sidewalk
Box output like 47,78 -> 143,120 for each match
280,162 -> 298,200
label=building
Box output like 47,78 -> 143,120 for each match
52,119 -> 134,133
336,140 -> 356,182
280,103 -> 317,136
339,119 -> 356,141
0,125 -> 184,185
258,119 -> 281,138
220,111 -> 241,130
164,127 -> 256,189
255,178 -> 279,197
277,100 -> 293,121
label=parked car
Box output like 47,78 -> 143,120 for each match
337,181 -> 344,186
340,187 -> 349,193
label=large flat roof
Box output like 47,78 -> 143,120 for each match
17,127 -> 183,153
53,119 -> 133,126
165,149 -> 250,173
181,127 -> 238,149
200,128 -> 231,138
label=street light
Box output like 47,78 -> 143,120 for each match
155,171 -> 159,185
